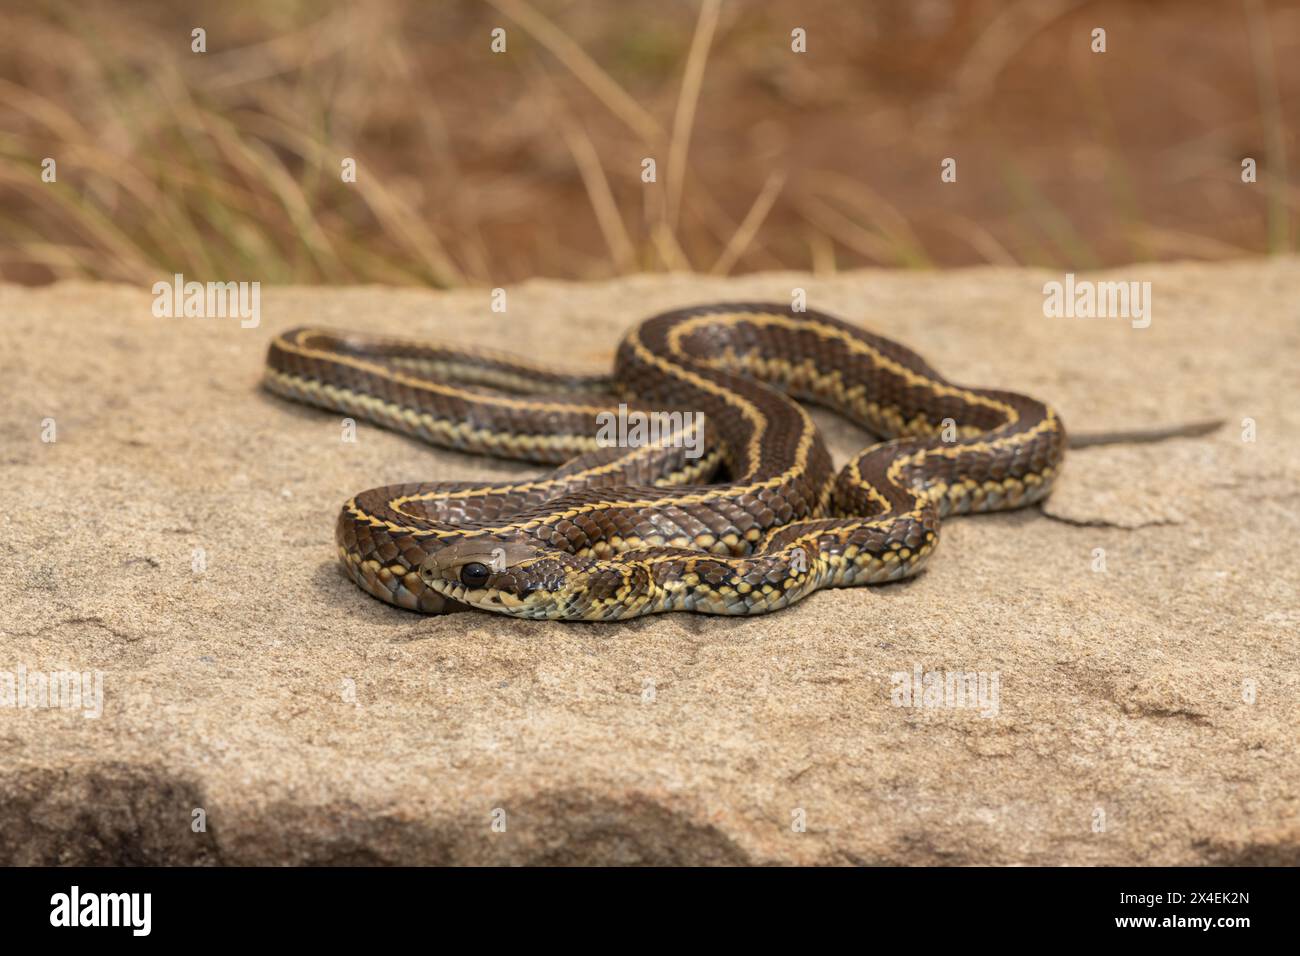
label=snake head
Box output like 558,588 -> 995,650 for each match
418,539 -> 585,619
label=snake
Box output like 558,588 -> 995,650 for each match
263,303 -> 1066,620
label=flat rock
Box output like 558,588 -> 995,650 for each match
1,259 -> 1297,864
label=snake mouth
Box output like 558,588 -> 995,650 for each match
423,576 -> 467,603
422,576 -> 538,614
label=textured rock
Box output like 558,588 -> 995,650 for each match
1,259 -> 1297,865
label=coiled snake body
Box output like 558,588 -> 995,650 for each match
264,304 -> 1065,620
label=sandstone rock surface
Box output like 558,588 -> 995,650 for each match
1,260 -> 1296,864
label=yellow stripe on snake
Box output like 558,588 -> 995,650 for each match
264,304 -> 1066,620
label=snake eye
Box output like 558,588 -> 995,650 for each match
459,562 -> 491,588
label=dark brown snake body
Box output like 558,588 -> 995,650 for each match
263,304 -> 1066,619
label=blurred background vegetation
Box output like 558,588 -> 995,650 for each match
0,0 -> 1294,287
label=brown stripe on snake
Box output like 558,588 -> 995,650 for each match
263,305 -> 1066,619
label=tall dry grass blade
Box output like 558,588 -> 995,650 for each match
521,57 -> 637,274
195,7 -> 357,91
234,109 -> 464,287
711,171 -> 785,275
0,162 -> 156,281
805,229 -> 837,275
0,76 -> 87,143
942,216 -> 1018,266
1129,225 -> 1257,260
952,0 -> 1088,107
811,172 -> 933,268
0,214 -> 93,280
199,111 -> 344,278
484,0 -> 664,145
639,178 -> 691,271
650,221 -> 692,271
797,194 -> 901,266
560,115 -> 638,274
666,0 -> 722,233
1244,0 -> 1292,253
352,170 -> 465,288
998,157 -> 1097,269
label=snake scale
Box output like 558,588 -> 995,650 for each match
264,304 -> 1066,620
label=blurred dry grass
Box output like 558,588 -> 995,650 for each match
0,0 -> 1295,287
